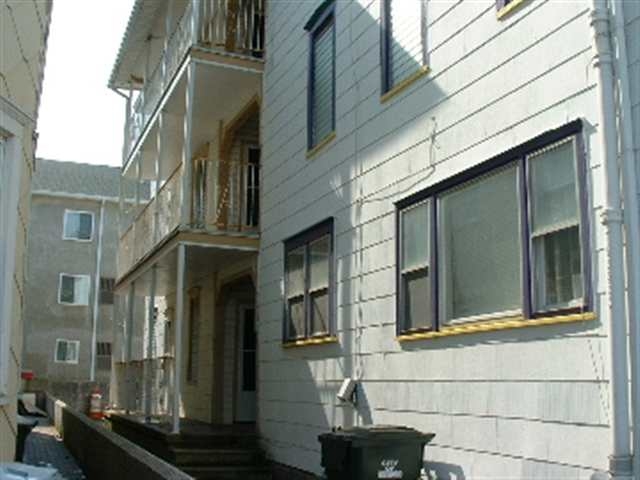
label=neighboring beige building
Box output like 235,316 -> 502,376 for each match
0,0 -> 52,462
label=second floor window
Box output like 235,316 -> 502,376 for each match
55,339 -> 80,364
306,2 -> 335,150
63,210 -> 93,241
59,274 -> 90,306
381,0 -> 428,94
99,277 -> 115,305
284,219 -> 334,342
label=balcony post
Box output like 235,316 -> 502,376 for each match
144,264 -> 157,421
125,281 -> 136,414
172,243 -> 186,433
191,0 -> 201,44
180,62 -> 196,226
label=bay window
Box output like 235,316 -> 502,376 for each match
397,122 -> 589,334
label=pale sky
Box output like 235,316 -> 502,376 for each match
36,0 -> 135,167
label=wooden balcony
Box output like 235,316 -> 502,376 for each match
118,153 -> 259,279
124,0 -> 265,160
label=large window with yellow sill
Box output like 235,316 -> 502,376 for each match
396,121 -> 591,334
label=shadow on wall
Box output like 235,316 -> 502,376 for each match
423,461 -> 466,480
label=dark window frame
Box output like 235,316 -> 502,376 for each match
186,290 -> 200,384
305,1 -> 336,151
396,120 -> 591,335
99,277 -> 115,305
283,218 -> 335,343
380,0 -> 428,95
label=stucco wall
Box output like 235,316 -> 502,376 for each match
0,0 -> 52,461
24,196 -> 119,388
258,0 -> 611,478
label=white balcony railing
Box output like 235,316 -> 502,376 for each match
118,154 -> 259,277
124,0 -> 264,160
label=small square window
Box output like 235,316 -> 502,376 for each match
55,339 -> 80,364
283,219 -> 334,342
59,274 -> 90,306
63,210 -> 94,241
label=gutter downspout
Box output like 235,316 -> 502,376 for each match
590,1 -> 633,477
611,0 -> 640,477
90,199 -> 106,382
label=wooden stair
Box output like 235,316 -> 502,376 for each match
110,415 -> 271,480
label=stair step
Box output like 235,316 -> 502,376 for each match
171,447 -> 263,466
181,464 -> 272,480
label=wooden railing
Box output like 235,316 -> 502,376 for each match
124,0 -> 264,159
193,156 -> 259,233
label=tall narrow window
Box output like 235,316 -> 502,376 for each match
99,277 -> 115,305
399,201 -> 432,331
381,0 -> 428,94
528,139 -> 583,314
284,219 -> 334,342
58,274 -> 91,306
245,147 -> 260,228
306,2 -> 335,150
63,210 -> 94,241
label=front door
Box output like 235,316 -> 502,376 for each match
235,307 -> 256,422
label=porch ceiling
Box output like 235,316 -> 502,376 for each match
118,234 -> 259,297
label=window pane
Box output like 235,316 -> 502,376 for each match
74,276 -> 90,305
311,19 -> 334,146
310,289 -> 329,335
401,201 -> 429,270
67,342 -> 78,362
288,296 -> 305,338
56,342 -> 67,362
529,140 -> 579,234
388,0 -> 424,87
60,276 -> 75,303
309,235 -> 330,291
78,213 -> 92,239
403,268 -> 431,330
64,213 -> 77,238
286,247 -> 305,297
533,225 -> 583,311
439,166 -> 521,322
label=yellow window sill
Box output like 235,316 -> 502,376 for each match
306,132 -> 336,159
397,312 -> 596,342
381,65 -> 430,104
283,335 -> 338,348
497,0 -> 528,20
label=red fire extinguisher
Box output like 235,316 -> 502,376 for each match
89,387 -> 103,420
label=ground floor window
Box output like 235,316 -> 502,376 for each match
283,218 -> 334,342
55,339 -> 80,364
397,121 -> 590,334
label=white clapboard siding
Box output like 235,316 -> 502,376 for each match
259,0 -> 612,477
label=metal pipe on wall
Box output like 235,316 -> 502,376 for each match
589,0 -> 633,477
90,199 -> 106,382
611,0 -> 640,476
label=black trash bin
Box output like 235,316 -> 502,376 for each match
15,415 -> 38,461
319,425 -> 435,480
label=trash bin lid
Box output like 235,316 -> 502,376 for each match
0,463 -> 60,480
319,425 -> 435,446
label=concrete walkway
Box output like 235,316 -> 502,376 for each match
23,418 -> 86,480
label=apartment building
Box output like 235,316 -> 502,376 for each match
109,0 -> 640,479
22,159 -> 120,411
0,0 -> 52,462
257,0 -> 640,479
108,0 -> 267,477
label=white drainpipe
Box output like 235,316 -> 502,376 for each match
590,1 -> 633,478
90,199 -> 106,382
611,0 -> 640,476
